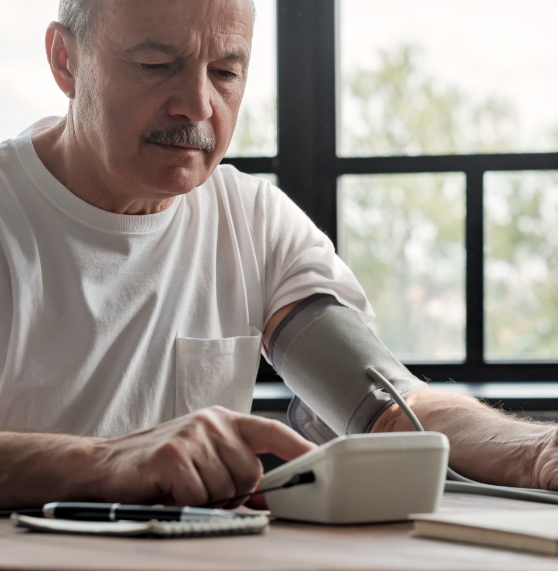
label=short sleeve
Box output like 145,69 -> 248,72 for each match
261,183 -> 375,325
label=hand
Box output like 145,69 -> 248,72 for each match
92,406 -> 315,507
532,427 -> 558,490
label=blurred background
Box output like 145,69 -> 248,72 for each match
2,0 -> 558,385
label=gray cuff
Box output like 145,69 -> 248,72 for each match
288,381 -> 427,443
287,396 -> 338,445
348,378 -> 428,434
271,295 -> 428,435
269,294 -> 339,376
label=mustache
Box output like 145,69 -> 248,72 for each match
142,124 -> 216,152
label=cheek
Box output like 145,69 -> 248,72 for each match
212,88 -> 245,146
75,65 -> 103,118
102,90 -> 164,157
80,63 -> 157,142
107,96 -> 151,135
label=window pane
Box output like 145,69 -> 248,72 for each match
226,0 -> 277,157
339,0 -> 558,157
339,173 -> 466,362
485,171 -> 558,361
0,1 -> 278,157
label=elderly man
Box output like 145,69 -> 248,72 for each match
1,0 -> 558,511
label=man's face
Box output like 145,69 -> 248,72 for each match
72,0 -> 253,198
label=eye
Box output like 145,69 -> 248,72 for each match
216,70 -> 238,79
140,63 -> 171,72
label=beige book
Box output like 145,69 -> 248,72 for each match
411,510 -> 558,555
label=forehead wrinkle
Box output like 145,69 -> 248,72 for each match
103,2 -> 252,61
195,23 -> 251,66
125,40 -> 182,56
212,28 -> 251,57
124,36 -> 249,67
218,17 -> 252,37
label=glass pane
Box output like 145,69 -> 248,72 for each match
226,0 -> 277,157
0,1 -> 278,156
485,171 -> 558,361
339,173 -> 466,362
339,0 -> 558,157
0,1 -> 66,143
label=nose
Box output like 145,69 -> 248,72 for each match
166,67 -> 213,123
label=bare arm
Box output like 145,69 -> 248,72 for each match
373,388 -> 556,489
263,300 -> 301,352
0,407 -> 314,510
0,432 -> 102,509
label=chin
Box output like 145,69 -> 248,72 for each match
152,169 -> 210,196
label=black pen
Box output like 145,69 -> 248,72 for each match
43,502 -> 236,522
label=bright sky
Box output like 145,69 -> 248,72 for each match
0,0 -> 277,147
340,0 -> 558,152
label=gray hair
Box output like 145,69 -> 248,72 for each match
59,0 -> 256,48
58,0 -> 99,47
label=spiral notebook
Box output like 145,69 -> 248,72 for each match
11,513 -> 270,538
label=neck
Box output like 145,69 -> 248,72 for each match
32,116 -> 176,215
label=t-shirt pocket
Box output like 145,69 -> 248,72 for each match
175,328 -> 262,416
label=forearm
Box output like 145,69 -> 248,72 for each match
373,388 -> 554,488
0,432 -> 101,509
0,409 -> 314,510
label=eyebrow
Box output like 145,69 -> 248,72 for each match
221,52 -> 249,68
125,41 -> 249,67
125,41 -> 181,56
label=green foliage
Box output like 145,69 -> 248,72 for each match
485,172 -> 558,359
341,45 -> 518,156
226,99 -> 277,157
341,173 -> 465,361
340,44 -> 558,361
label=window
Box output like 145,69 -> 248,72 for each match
485,170 -> 558,361
226,0 -> 277,157
332,0 -> 558,381
339,172 -> 466,362
339,0 -> 558,157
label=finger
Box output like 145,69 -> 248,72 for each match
237,415 -> 317,461
169,407 -> 257,507
216,439 -> 263,507
193,446 -> 237,506
161,458 -> 209,507
245,484 -> 269,511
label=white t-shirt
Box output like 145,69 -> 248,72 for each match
0,119 -> 374,437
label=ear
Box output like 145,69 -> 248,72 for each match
45,22 -> 79,99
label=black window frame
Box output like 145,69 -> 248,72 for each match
223,0 -> 558,385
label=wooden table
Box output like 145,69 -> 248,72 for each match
2,494 -> 558,571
